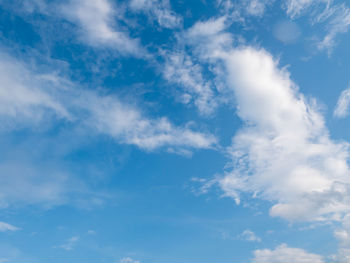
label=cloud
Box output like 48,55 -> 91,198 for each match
0,49 -> 216,152
61,0 -> 143,55
83,92 -> 217,151
283,0 -> 326,18
57,236 -> 79,251
129,0 -> 181,29
179,20 -> 350,258
162,51 -> 217,115
120,257 -> 140,263
245,0 -> 273,17
217,0 -> 274,19
0,48 -> 216,210
0,222 -> 19,232
215,46 -> 350,222
241,229 -> 261,242
283,0 -> 350,53
334,87 -> 350,118
0,52 -> 70,125
317,4 -> 350,53
252,244 -> 324,263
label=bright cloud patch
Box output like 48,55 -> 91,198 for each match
0,53 -> 69,124
61,0 -> 143,55
215,47 -> 350,222
252,244 -> 324,263
129,0 -> 181,29
334,86 -> 350,118
0,222 -> 19,232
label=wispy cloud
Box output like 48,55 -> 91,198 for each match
0,52 -> 70,125
283,0 -> 350,54
240,229 -> 261,242
161,51 -> 217,115
334,86 -> 350,118
129,0 -> 182,29
0,48 -> 216,210
0,222 -> 19,232
0,49 -> 216,152
61,0 -> 144,55
57,236 -> 79,251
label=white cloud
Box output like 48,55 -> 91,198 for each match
120,257 -> 140,263
129,0 -> 181,29
0,52 -> 70,124
61,0 -> 143,55
0,49 -> 216,210
217,0 -> 274,19
0,222 -> 19,232
57,236 -> 79,251
162,51 -> 217,115
185,18 -> 350,256
283,0 -> 324,18
334,87 -> 350,118
317,4 -> 350,53
215,46 -> 350,222
84,93 -> 217,151
283,0 -> 350,53
241,229 -> 261,242
186,18 -> 350,224
245,0 -> 273,17
252,244 -> 324,263
0,49 -> 216,152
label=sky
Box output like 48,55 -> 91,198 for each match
1,0 -> 350,262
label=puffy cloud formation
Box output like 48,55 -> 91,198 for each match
218,47 -> 350,222
186,16 -> 350,259
252,244 -> 324,263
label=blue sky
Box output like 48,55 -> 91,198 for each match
1,0 -> 350,262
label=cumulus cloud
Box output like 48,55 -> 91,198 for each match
216,46 -> 350,222
0,222 -> 19,232
185,13 -> 350,233
334,87 -> 350,118
61,0 -> 143,55
252,244 -> 324,263
184,19 -> 350,258
129,0 -> 181,29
